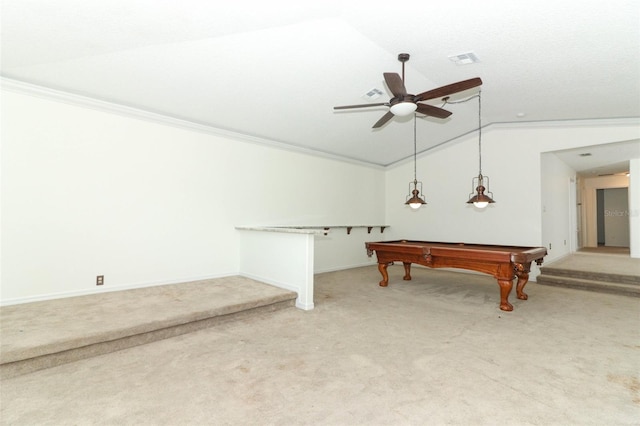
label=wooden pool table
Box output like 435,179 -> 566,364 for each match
365,240 -> 547,311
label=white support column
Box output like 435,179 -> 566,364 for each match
236,227 -> 319,310
629,158 -> 640,258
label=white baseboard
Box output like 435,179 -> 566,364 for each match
314,261 -> 374,274
295,300 -> 315,310
238,272 -> 299,294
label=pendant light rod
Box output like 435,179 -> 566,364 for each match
477,91 -> 482,175
405,113 -> 426,209
413,112 -> 417,180
466,89 -> 495,208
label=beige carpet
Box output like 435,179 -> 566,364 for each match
578,246 -> 631,255
547,251 -> 640,275
1,266 -> 639,425
1,276 -> 296,365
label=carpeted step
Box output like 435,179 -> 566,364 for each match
536,273 -> 640,297
539,267 -> 640,286
0,277 -> 297,379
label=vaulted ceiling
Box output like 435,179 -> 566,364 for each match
2,0 -> 639,169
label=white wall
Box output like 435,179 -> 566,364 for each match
2,87 -> 639,304
384,126 -> 546,258
314,227 -> 387,273
238,229 -> 316,310
540,152 -> 576,263
630,158 -> 640,258
385,121 -> 640,277
0,88 -> 385,304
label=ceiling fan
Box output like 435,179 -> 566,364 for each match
334,53 -> 482,128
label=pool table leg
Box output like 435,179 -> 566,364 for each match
497,279 -> 514,311
515,263 -> 532,301
402,262 -> 412,281
377,263 -> 390,287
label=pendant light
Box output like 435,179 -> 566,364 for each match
405,114 -> 426,209
466,91 -> 495,208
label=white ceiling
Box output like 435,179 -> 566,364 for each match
2,0 -> 639,169
552,140 -> 638,177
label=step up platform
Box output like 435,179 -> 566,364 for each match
536,253 -> 640,297
0,277 -> 297,379
536,273 -> 640,297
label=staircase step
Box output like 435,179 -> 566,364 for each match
0,277 -> 297,379
539,267 -> 640,286
536,274 -> 640,297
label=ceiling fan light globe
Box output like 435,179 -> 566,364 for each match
473,201 -> 489,209
390,102 -> 417,116
409,202 -> 423,210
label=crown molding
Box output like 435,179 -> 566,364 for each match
3,77 -> 636,170
1,77 -> 386,170
491,117 -> 640,129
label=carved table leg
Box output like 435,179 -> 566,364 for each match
378,263 -> 390,287
402,262 -> 412,281
515,263 -> 532,300
497,279 -> 514,311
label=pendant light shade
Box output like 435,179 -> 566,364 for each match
467,174 -> 495,209
406,180 -> 427,209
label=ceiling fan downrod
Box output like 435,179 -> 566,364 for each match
398,53 -> 410,83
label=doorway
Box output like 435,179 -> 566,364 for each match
595,187 -> 630,248
577,174 -> 631,250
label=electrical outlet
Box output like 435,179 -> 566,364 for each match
96,275 -> 104,286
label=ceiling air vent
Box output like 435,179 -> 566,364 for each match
362,88 -> 383,100
448,52 -> 480,65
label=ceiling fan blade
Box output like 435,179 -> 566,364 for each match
416,103 -> 452,119
414,77 -> 483,102
372,111 -> 395,128
334,102 -> 388,110
383,73 -> 407,97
